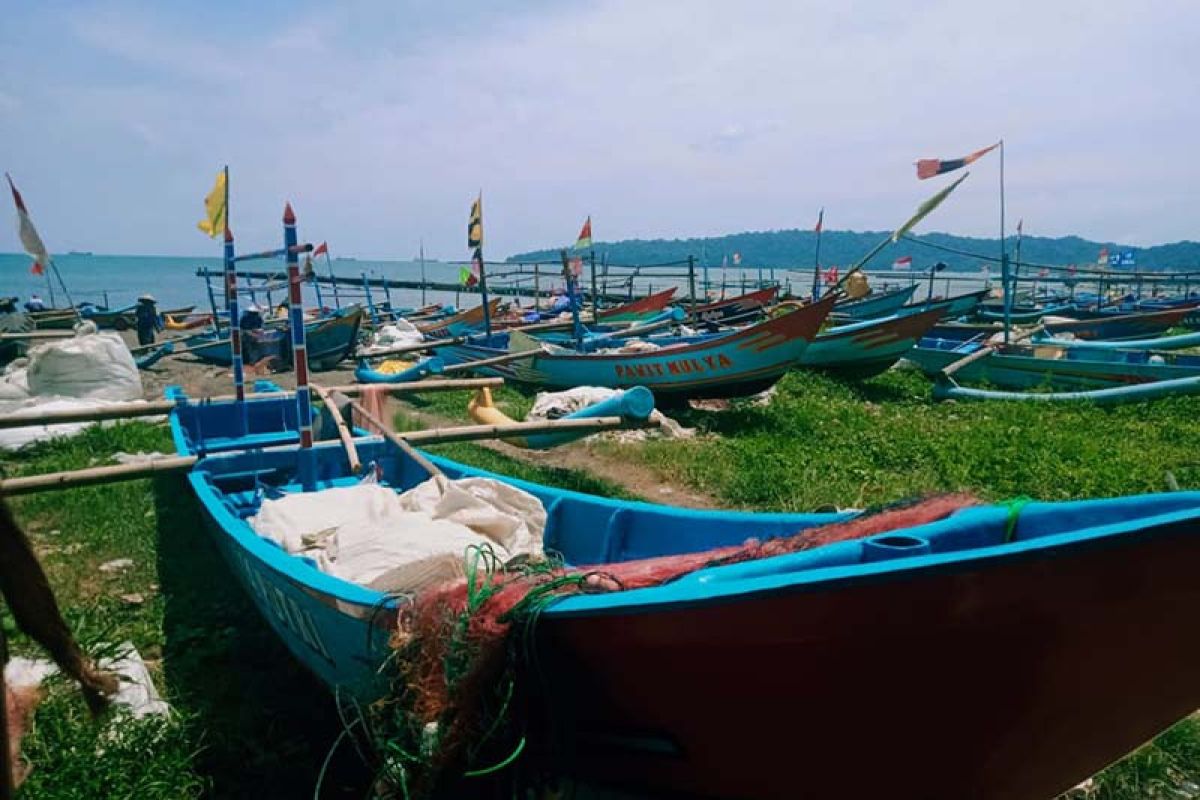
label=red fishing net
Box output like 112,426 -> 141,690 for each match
382,492 -> 979,792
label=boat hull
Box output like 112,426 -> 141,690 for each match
182,307 -> 363,370
834,284 -> 919,320
907,343 -> 1200,389
690,286 -> 779,324
1048,305 -> 1197,340
800,306 -> 945,378
532,513 -> 1200,799
434,297 -> 835,401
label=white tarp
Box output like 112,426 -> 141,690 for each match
0,329 -> 146,450
358,320 -> 424,355
249,477 -> 546,594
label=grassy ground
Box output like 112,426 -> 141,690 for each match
3,368 -> 1200,797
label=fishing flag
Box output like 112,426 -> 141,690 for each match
916,143 -> 999,180
1016,219 -> 1023,237
197,169 -> 228,238
459,265 -> 477,287
1097,247 -> 1109,265
732,252 -> 742,265
721,254 -> 728,268
893,256 -> 913,270
6,174 -> 50,275
468,194 -> 483,249
1039,268 -> 1049,278
313,241 -> 328,257
892,172 -> 969,243
569,255 -> 584,278
574,216 -> 592,250
824,266 -> 839,284
814,208 -> 824,233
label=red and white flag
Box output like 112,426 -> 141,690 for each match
6,174 -> 50,275
313,241 -> 329,257
823,266 -> 839,284
893,255 -> 913,270
568,255 -> 584,278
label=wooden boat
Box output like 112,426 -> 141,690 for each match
690,286 -> 778,324
833,284 -> 918,320
907,339 -> 1200,391
164,312 -> 214,331
800,306 -> 946,378
562,306 -> 944,380
1049,305 -> 1198,340
975,302 -> 1074,324
416,299 -> 501,339
432,297 -> 835,401
181,306 -> 364,370
168,390 -> 1200,798
596,286 -> 678,322
903,288 -> 990,321
1032,329 -> 1200,352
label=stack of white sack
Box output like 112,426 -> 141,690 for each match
358,320 -> 424,355
0,326 -> 149,450
249,476 -> 546,593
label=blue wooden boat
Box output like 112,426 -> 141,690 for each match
431,297 -> 836,401
832,284 -> 918,320
975,302 -> 1075,324
690,286 -> 778,324
181,306 -> 364,370
1047,305 -> 1197,340
908,338 -> 1200,392
1032,329 -> 1200,352
902,288 -> 990,321
168,388 -> 1200,798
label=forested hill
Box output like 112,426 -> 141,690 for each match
509,230 -> 1200,272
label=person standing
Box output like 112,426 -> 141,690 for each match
134,294 -> 162,346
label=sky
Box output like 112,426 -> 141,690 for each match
1,0 -> 1198,259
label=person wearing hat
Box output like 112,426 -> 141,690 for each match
23,294 -> 45,312
239,303 -> 265,331
134,294 -> 162,346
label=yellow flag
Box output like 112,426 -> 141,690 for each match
891,172 -> 968,243
197,170 -> 227,238
468,194 -> 483,249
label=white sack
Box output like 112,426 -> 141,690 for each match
249,478 -> 545,594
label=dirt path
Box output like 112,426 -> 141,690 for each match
390,399 -> 723,510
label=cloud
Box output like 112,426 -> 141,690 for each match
0,0 -> 1197,256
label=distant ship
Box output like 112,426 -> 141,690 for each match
67,250 -> 93,256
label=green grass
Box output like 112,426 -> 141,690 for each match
1,423 -> 370,799
611,368 -> 1200,510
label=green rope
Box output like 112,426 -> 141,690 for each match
1003,496 -> 1032,543
463,736 -> 526,778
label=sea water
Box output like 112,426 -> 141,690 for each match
1,252 -> 1006,315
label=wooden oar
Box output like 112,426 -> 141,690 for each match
398,416 -> 642,445
343,396 -> 444,478
939,325 -> 1042,379
309,383 -> 361,473
0,377 -> 505,430
440,349 -> 540,374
